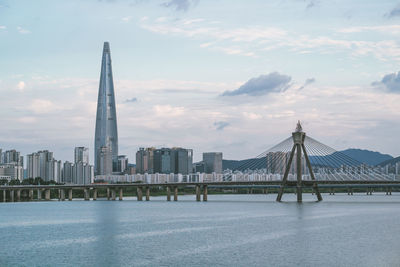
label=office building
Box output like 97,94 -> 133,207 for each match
203,152 -> 223,174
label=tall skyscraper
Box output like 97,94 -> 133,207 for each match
94,42 -> 118,175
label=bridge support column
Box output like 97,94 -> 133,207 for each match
203,185 -> 208,202
137,187 -> 143,201
145,187 -> 150,201
107,188 -> 110,200
68,189 -> 73,201
174,187 -> 178,201
389,187 -> 392,195
111,189 -> 116,201
3,190 -> 6,202
166,186 -> 171,201
60,189 -> 65,201
29,189 -> 33,201
16,190 -> 21,202
38,189 -> 42,200
93,189 -> 97,200
10,190 -> 14,202
196,185 -> 201,201
84,188 -> 90,201
119,188 -> 123,201
45,189 -> 50,201
351,188 -> 353,195
332,189 -> 335,195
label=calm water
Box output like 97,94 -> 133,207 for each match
1,193 -> 400,267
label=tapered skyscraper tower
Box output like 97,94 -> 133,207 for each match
94,42 -> 118,175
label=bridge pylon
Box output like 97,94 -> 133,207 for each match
276,121 -> 322,202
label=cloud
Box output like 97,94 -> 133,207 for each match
0,26 -> 6,30
16,81 -> 25,91
371,71 -> 400,92
214,121 -> 229,131
121,16 -> 132,22
298,77 -> 316,90
161,0 -> 198,11
387,4 -> 400,18
221,72 -> 292,96
306,0 -> 319,9
17,26 -> 30,34
28,99 -> 58,114
153,105 -> 185,117
125,97 -> 138,103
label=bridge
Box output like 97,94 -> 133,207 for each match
1,122 -> 398,202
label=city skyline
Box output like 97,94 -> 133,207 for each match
1,0 -> 400,164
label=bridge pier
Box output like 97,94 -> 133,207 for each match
196,185 -> 201,201
146,187 -> 150,201
203,185 -> 208,201
10,190 -> 14,202
29,189 -> 33,201
174,187 -> 178,201
107,188 -> 110,200
389,187 -> 392,195
45,189 -> 50,201
137,187 -> 143,201
119,188 -> 123,201
93,189 -> 97,200
38,189 -> 42,200
59,189 -> 65,201
3,190 -> 6,202
166,186 -> 171,201
16,189 -> 21,202
84,188 -> 90,200
68,189 -> 73,201
111,189 -> 116,201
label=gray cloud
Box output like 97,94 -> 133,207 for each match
371,71 -> 400,92
298,77 -> 315,90
221,72 -> 292,97
161,0 -> 198,11
387,4 -> 400,18
214,121 -> 229,131
125,97 -> 138,103
306,0 -> 319,9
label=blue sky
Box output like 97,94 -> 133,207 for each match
1,0 -> 400,163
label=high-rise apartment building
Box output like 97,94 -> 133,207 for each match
27,150 -> 61,182
137,147 -> 193,175
74,147 -> 89,164
203,152 -> 223,174
94,42 -> 119,175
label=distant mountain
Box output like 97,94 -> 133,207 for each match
222,148 -> 393,170
377,156 -> 400,167
340,149 -> 393,166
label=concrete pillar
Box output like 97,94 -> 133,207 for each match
332,189 -> 335,195
196,185 -> 201,201
203,185 -> 208,202
29,189 -> 33,201
389,187 -> 392,195
60,189 -> 65,201
107,188 -> 110,200
84,188 -> 89,201
351,188 -> 353,195
93,189 -> 97,200
137,187 -> 143,201
166,186 -> 171,201
10,190 -> 14,202
145,187 -> 150,201
119,188 -> 123,201
347,188 -> 350,195
38,189 -> 42,200
111,189 -> 116,201
3,190 -> 6,202
45,189 -> 50,201
68,189 -> 73,201
174,187 -> 178,201
16,190 -> 21,202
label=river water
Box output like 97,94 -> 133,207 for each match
1,193 -> 400,266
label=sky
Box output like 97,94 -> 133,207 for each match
1,0 -> 400,164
